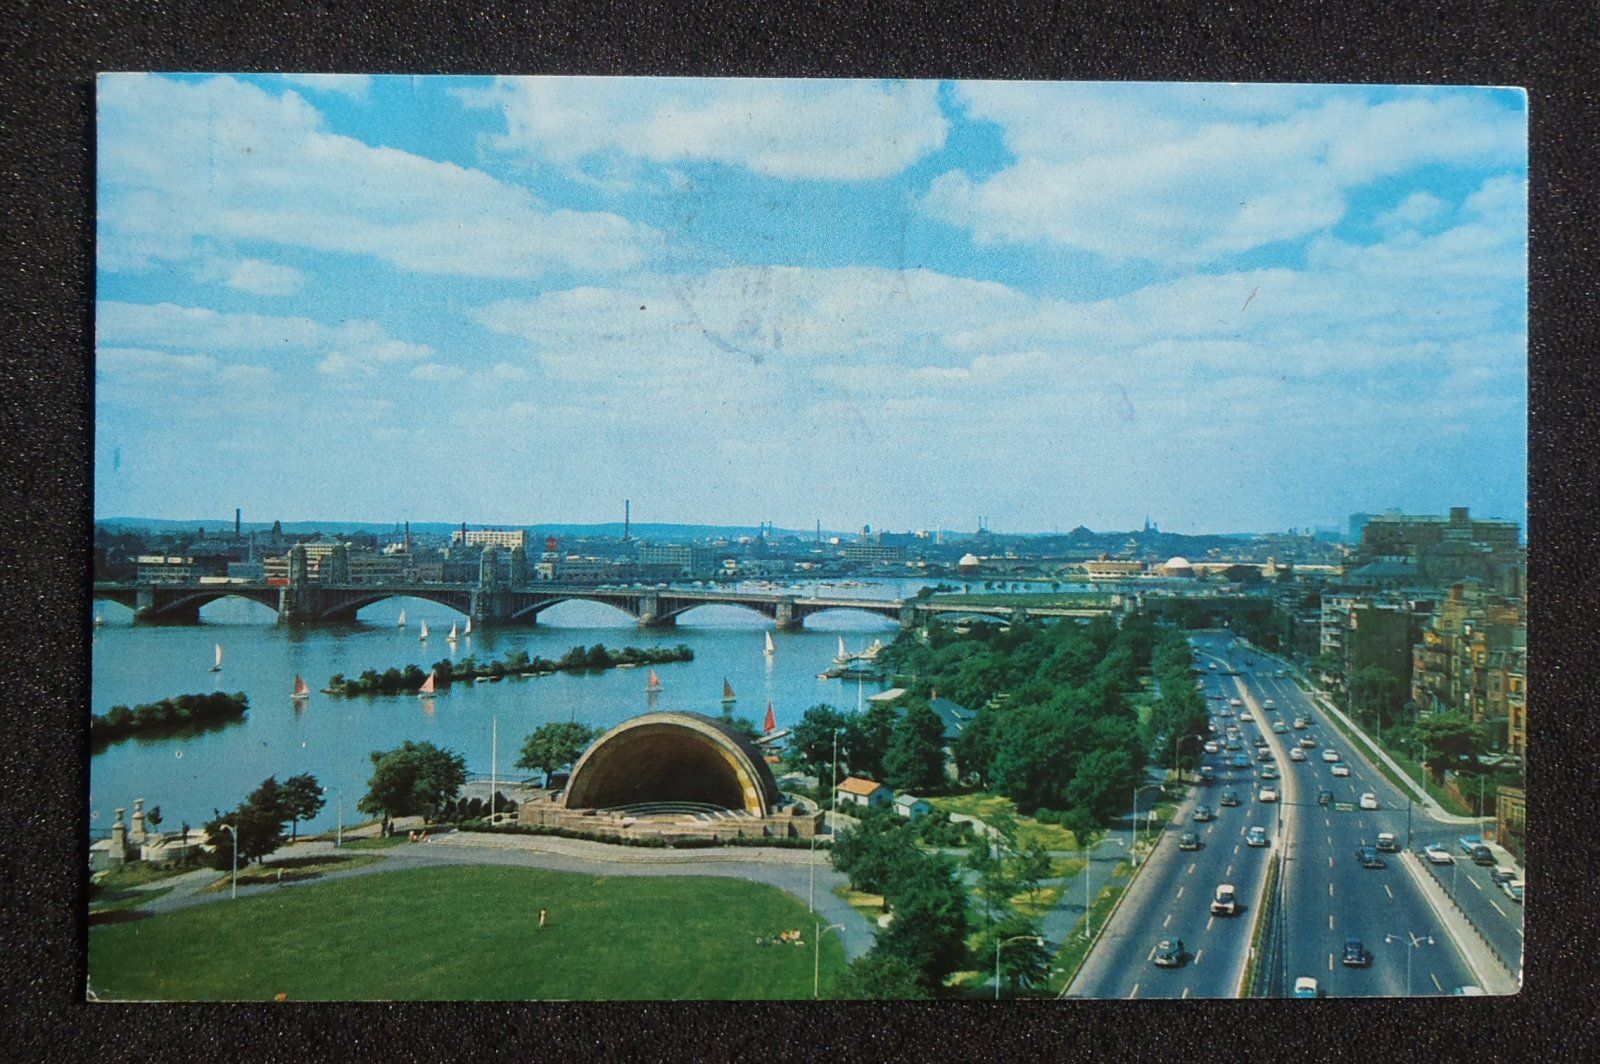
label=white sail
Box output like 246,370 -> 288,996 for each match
838,636 -> 848,657
397,609 -> 407,627
210,643 -> 223,671
464,616 -> 472,635
765,631 -> 776,656
419,621 -> 429,641
447,622 -> 459,641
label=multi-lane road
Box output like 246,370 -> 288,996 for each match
1070,633 -> 1515,998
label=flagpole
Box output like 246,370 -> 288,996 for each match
491,715 -> 498,823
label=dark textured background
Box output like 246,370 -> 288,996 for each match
2,2 -> 1596,1058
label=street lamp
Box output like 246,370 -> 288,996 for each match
810,726 -> 841,913
994,934 -> 1045,1000
814,921 -> 846,999
1384,931 -> 1435,997
222,821 -> 238,899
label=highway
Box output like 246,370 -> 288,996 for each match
1068,662 -> 1280,998
1203,635 -> 1484,997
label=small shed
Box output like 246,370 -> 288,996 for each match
894,794 -> 932,820
835,776 -> 895,810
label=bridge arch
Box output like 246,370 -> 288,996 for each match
791,604 -> 903,626
511,595 -> 643,624
322,589 -> 473,622
153,588 -> 283,618
657,599 -> 779,625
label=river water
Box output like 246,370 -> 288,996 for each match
90,579 -> 961,836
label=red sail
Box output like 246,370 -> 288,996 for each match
647,669 -> 661,691
723,678 -> 736,699
764,703 -> 776,733
418,671 -> 436,695
293,674 -> 310,697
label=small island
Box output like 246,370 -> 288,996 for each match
91,691 -> 250,747
326,643 -> 694,696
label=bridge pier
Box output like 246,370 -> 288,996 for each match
773,600 -> 803,631
276,586 -> 329,625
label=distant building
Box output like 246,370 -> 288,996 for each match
135,556 -> 197,583
637,543 -> 718,577
835,776 -> 894,810
1358,506 -> 1519,564
843,543 -> 906,565
452,528 -> 528,550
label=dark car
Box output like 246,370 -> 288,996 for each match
1470,845 -> 1496,866
1193,805 -> 1214,823
1219,791 -> 1241,807
1178,832 -> 1202,851
1341,939 -> 1371,968
1258,766 -> 1279,780
1317,789 -> 1333,807
1153,938 -> 1187,968
1231,753 -> 1251,769
1355,846 -> 1386,869
1489,867 -> 1516,886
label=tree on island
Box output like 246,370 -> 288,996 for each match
280,772 -> 327,840
516,722 -> 601,786
359,741 -> 468,833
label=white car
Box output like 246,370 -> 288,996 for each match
1294,976 -> 1320,999
1331,764 -> 1350,777
1228,698 -> 1242,708
1204,741 -> 1219,754
1272,721 -> 1288,734
1289,748 -> 1307,762
1293,718 -> 1308,730
1322,749 -> 1341,763
1258,786 -> 1279,803
1424,844 -> 1455,865
1359,793 -> 1379,810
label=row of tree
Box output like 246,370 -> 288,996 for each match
91,691 -> 249,746
1146,633 -> 1212,777
786,695 -> 950,795
203,773 -> 326,868
327,644 -> 694,695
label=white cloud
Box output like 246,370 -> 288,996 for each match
923,84 -> 1524,264
98,74 -> 657,278
279,74 -> 373,100
1376,191 -> 1447,230
458,77 -> 948,182
224,258 -> 306,296
410,362 -> 464,382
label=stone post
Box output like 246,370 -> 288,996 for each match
130,797 -> 147,845
109,808 -> 127,866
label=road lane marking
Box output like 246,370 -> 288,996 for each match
1163,913 -> 1173,929
1225,864 -> 1234,878
1329,882 -> 1336,897
1329,914 -> 1335,930
1325,818 -> 1331,828
1129,983 -> 1141,999
1206,915 -> 1215,931
1329,856 -> 1334,868
1328,953 -> 1334,971
1176,886 -> 1185,900
1385,885 -> 1394,900
1182,987 -> 1190,999
1431,973 -> 1443,992
1193,949 -> 1203,966
1147,947 -> 1156,962
1234,844 -> 1240,854
1469,877 -> 1483,892
1490,899 -> 1507,917
1327,835 -> 1333,847
1187,863 -> 1197,875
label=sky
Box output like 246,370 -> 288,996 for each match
94,76 -> 1528,535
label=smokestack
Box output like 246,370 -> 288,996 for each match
235,508 -> 241,538
624,499 -> 631,541
405,521 -> 411,554
816,519 -> 821,543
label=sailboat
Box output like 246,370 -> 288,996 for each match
722,678 -> 737,704
647,669 -> 663,693
464,616 -> 472,636
397,609 -> 407,628
418,670 -> 436,697
763,702 -> 777,734
209,643 -> 223,673
292,674 -> 311,702
94,613 -> 105,627
764,632 -> 776,657
419,620 -> 429,642
834,636 -> 853,665
447,622 -> 459,644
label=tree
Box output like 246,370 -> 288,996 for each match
1013,841 -> 1054,909
145,806 -> 163,831
882,703 -> 947,793
203,799 -> 285,870
873,853 -> 970,991
830,807 -> 920,895
788,705 -> 849,781
832,953 -> 927,999
843,701 -> 899,780
280,773 -> 326,841
1411,713 -> 1488,783
359,741 -> 468,831
516,722 -> 601,784
1350,665 -> 1403,730
980,915 -> 1052,996
1064,747 -> 1138,826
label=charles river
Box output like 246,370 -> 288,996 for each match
91,578 -> 981,837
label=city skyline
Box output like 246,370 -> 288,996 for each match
96,76 -> 1527,533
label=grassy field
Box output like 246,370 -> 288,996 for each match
90,864 -> 846,1001
927,794 -> 1080,851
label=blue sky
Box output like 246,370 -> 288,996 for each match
94,76 -> 1527,534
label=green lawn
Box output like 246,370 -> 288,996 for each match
927,794 -> 1080,851
90,864 -> 846,1001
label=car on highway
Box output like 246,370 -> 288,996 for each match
1204,741 -> 1219,754
1503,879 -> 1524,903
1359,793 -> 1379,810
1376,832 -> 1400,853
1289,748 -> 1307,762
1226,740 -> 1243,752
1228,698 -> 1242,708
1293,976 -> 1320,999
1153,938 -> 1187,968
1331,764 -> 1350,777
1424,844 -> 1455,865
1253,735 -> 1268,748
1208,663 -> 1218,671
1355,846 -> 1386,869
1276,669 -> 1288,678
1219,790 -> 1241,807
1210,883 -> 1239,915
1321,749 -> 1340,763
1452,985 -> 1487,997
1258,766 -> 1279,780
1317,789 -> 1333,807
1489,867 -> 1516,885
1457,835 -> 1485,855
1272,721 -> 1288,734
1341,939 -> 1371,968
1179,832 -> 1202,851
1193,805 -> 1215,822
1299,737 -> 1318,748
1258,786 -> 1279,803
1293,717 -> 1308,730
1246,826 -> 1269,848
1262,699 -> 1276,711
1231,753 -> 1251,769
1470,845 -> 1495,866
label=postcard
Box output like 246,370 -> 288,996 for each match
89,75 -> 1525,1001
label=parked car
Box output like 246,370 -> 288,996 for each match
1219,790 -> 1241,807
1457,835 -> 1485,855
1322,749 -> 1340,763
1424,844 -> 1455,865
1355,846 -> 1386,869
1375,833 -> 1400,853
1293,977 -> 1320,999
1246,826 -> 1269,848
1258,766 -> 1279,780
1258,786 -> 1279,803
1210,883 -> 1239,916
1341,939 -> 1371,968
1470,845 -> 1495,866
1289,748 -> 1307,762
1359,793 -> 1379,810
1178,832 -> 1202,851
1488,867 -> 1515,885
1154,938 -> 1187,967
1331,765 -> 1350,777
1262,699 -> 1276,711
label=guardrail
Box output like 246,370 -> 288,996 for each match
1243,852 -> 1284,997
1414,852 -> 1519,983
